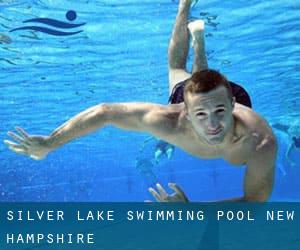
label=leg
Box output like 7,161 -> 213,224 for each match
188,20 -> 208,73
168,0 -> 192,95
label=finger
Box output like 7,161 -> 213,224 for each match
148,187 -> 162,202
4,140 -> 25,149
156,183 -> 168,199
8,146 -> 27,155
7,131 -> 28,145
4,139 -> 17,147
168,183 -> 187,199
15,127 -> 30,140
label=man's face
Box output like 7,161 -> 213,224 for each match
185,86 -> 234,145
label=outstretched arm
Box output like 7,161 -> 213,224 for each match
4,103 -> 177,160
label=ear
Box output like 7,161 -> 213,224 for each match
184,105 -> 190,120
231,97 -> 236,108
186,113 -> 191,121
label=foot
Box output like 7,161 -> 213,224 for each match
179,0 -> 198,6
188,19 -> 205,35
179,0 -> 192,8
188,20 -> 205,47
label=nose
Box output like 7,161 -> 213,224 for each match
207,115 -> 219,130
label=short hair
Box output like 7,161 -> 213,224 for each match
183,69 -> 233,105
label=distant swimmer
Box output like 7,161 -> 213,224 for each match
138,136 -> 174,164
273,120 -> 300,168
135,137 -> 163,186
135,158 -> 158,187
4,0 -> 277,202
154,140 -> 175,164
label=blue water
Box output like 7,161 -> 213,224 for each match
0,0 -> 299,201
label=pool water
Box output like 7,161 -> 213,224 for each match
0,0 -> 299,201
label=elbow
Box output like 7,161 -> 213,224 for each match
79,103 -> 112,128
100,103 -> 110,111
95,103 -> 112,123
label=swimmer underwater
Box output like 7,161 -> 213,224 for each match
4,0 -> 277,202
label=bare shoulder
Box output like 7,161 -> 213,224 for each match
233,103 -> 276,151
144,103 -> 186,135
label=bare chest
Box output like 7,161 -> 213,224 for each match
174,134 -> 253,165
223,140 -> 252,166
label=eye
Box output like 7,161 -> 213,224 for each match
215,109 -> 225,114
196,112 -> 207,117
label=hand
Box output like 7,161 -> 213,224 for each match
148,183 -> 189,202
4,127 -> 51,160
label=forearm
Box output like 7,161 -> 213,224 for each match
45,102 -> 155,151
47,103 -> 108,150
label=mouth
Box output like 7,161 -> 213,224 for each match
207,127 -> 222,136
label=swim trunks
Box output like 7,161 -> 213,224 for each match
168,79 -> 252,108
